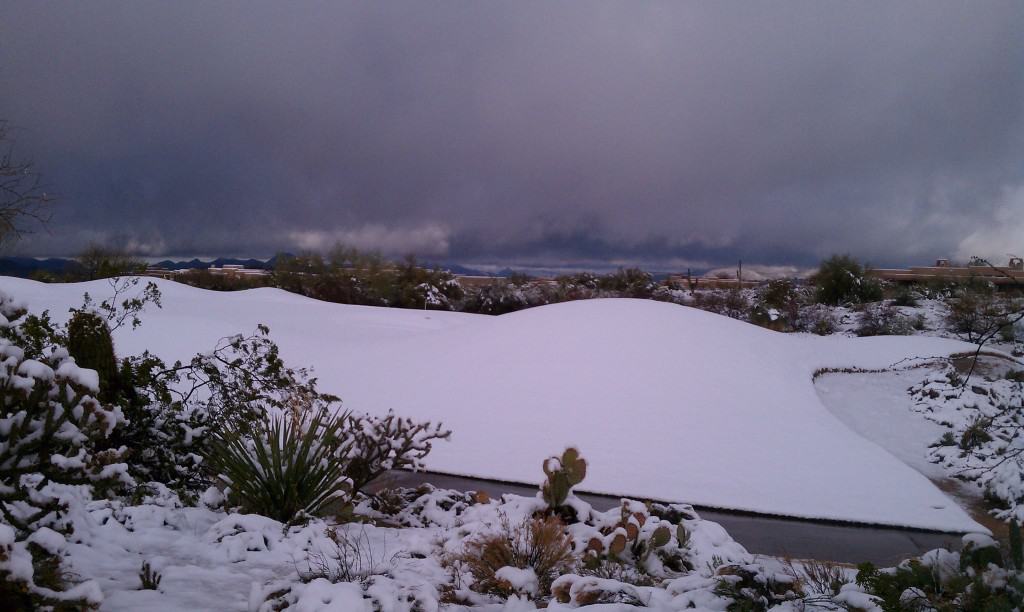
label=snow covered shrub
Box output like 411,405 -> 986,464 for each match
106,324 -> 342,497
910,365 -> 1024,522
597,268 -> 656,299
712,563 -> 804,611
854,534 -> 1024,612
540,447 -> 587,521
750,279 -> 804,331
0,298 -> 131,608
813,254 -> 883,305
206,403 -> 450,523
460,281 -> 531,315
946,287 -> 1022,344
750,279 -> 814,331
390,255 -> 463,310
301,525 -> 401,584
855,303 -> 914,337
451,514 -> 574,599
692,289 -> 750,320
795,304 -> 836,335
555,272 -> 601,301
204,404 -> 356,523
892,285 -> 920,307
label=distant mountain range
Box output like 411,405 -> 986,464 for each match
0,256 -> 497,279
150,257 -> 277,271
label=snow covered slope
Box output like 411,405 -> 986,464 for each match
0,277 -> 987,533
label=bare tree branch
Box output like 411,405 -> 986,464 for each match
0,120 -> 54,249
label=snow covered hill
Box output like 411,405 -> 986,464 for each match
0,277 -> 989,532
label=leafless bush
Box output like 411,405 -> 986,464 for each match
300,525 -> 403,584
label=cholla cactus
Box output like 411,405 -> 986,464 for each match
541,447 -> 587,511
0,293 -> 132,609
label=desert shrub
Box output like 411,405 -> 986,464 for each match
892,285 -> 920,307
598,268 -> 655,299
959,417 -> 993,450
301,525 -> 400,584
460,281 -> 530,315
176,269 -> 270,292
855,535 -> 1024,612
692,290 -> 750,320
0,297 -> 131,608
555,272 -> 601,301
389,255 -> 463,310
946,287 -> 1021,343
856,303 -> 914,337
204,404 -> 356,523
205,400 -> 449,524
713,563 -> 803,611
750,280 -> 804,331
812,255 -> 883,305
452,514 -> 574,599
795,305 -> 836,335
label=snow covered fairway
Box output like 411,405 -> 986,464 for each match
0,277 -> 988,533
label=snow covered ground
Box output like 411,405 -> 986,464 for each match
0,277 -> 992,532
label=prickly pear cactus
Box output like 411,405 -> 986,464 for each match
580,501 -> 692,574
541,447 -> 587,511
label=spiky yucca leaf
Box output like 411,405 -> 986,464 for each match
205,406 -> 354,522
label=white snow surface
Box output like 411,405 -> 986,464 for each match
0,277 -> 989,532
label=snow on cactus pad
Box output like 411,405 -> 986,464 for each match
0,277 -> 988,532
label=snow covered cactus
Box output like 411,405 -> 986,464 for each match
541,447 -> 587,516
65,310 -> 119,400
0,294 -> 131,608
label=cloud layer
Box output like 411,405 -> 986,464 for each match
2,1 -> 1022,268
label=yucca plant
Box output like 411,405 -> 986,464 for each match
204,404 -> 356,523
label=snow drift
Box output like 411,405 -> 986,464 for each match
0,277 -> 987,532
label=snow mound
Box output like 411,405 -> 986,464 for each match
0,277 -> 987,532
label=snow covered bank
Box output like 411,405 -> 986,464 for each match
0,277 -> 988,532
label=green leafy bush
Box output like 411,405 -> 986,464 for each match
812,255 -> 883,305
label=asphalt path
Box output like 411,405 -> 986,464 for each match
375,470 -> 964,566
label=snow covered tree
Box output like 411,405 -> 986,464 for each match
0,293 -> 131,609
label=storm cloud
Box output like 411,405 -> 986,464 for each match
2,1 -> 1023,269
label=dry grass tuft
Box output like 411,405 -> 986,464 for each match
450,513 -> 575,598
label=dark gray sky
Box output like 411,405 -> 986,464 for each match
2,1 -> 1023,270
